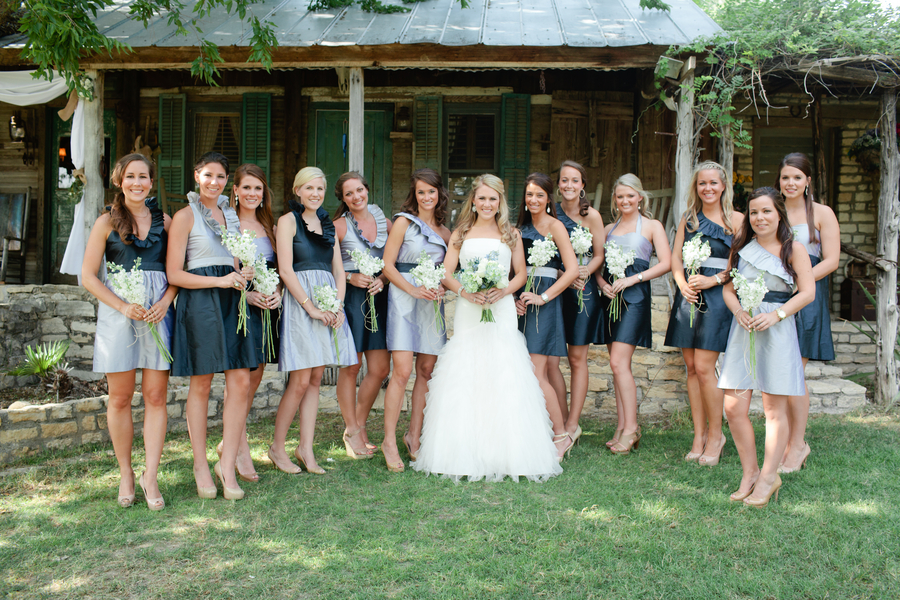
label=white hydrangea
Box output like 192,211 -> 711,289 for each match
569,224 -> 593,265
314,284 -> 343,362
350,248 -> 385,278
220,227 -> 259,267
106,257 -> 147,307
253,257 -> 279,296
730,269 -> 769,313
682,235 -> 712,274
458,250 -> 507,322
410,250 -> 446,334
604,240 -> 635,280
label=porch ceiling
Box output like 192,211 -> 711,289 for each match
0,0 -> 720,70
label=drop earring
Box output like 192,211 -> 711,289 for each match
546,203 -> 551,214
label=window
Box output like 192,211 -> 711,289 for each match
443,104 -> 500,205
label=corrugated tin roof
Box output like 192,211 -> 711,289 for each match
0,0 -> 720,51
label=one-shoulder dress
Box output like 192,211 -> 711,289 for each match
717,240 -> 805,395
247,235 -> 280,365
602,216 -> 653,348
517,222 -> 568,357
556,205 -> 606,346
386,212 -> 447,355
793,223 -> 835,361
340,205 -> 389,353
665,211 -> 733,352
412,238 -> 563,483
279,203 -> 357,371
94,197 -> 174,373
171,194 -> 258,376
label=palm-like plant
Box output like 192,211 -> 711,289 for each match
6,340 -> 73,402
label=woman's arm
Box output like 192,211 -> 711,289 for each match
669,218 -> 698,303
382,216 -> 438,301
522,221 -> 578,307
276,212 -> 331,326
813,203 -> 841,281
745,243 -> 815,332
165,207 -> 245,291
609,219 -> 671,295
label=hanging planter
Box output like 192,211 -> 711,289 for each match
848,126 -> 900,174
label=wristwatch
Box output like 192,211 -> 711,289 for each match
637,272 -> 644,282
541,292 -> 550,303
776,308 -> 787,321
714,273 -> 722,285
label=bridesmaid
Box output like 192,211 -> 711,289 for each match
664,161 -> 744,466
599,174 -> 671,454
382,168 -> 451,472
333,171 -> 392,458
82,153 -> 176,510
214,164 -> 282,483
550,160 -> 607,444
167,152 -> 258,501
719,187 -> 814,507
775,153 -> 840,474
271,167 -> 357,474
515,173 -> 580,460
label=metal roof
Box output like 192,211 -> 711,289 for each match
0,0 -> 720,51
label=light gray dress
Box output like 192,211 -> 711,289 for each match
386,212 -> 447,355
717,240 -> 805,395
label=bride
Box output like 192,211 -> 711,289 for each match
411,174 -> 563,482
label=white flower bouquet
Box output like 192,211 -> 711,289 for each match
314,284 -> 343,363
730,268 -> 769,380
458,250 -> 509,323
349,248 -> 386,333
524,234 -> 557,294
253,257 -> 280,362
569,223 -> 593,312
220,228 -> 258,336
410,250 -> 445,334
106,257 -> 173,363
682,234 -> 712,327
604,240 -> 636,322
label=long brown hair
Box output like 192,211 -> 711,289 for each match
775,152 -> 817,244
333,171 -> 369,219
686,160 -> 736,234
230,163 -> 275,247
557,160 -> 590,217
108,153 -> 156,245
729,186 -> 796,279
516,172 -> 558,227
399,168 -> 449,227
453,174 -> 516,250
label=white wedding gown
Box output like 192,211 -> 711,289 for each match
411,238 -> 563,482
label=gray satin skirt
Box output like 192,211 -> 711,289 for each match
385,273 -> 447,355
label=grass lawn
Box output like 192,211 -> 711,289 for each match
1,409 -> 898,599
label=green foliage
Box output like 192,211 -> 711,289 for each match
640,0 -> 671,10
6,340 -> 70,378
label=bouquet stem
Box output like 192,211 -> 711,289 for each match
261,308 -> 276,363
331,327 -> 341,363
577,255 -> 586,313
432,299 -> 445,334
688,267 -> 698,327
609,275 -> 623,322
148,322 -> 173,364
480,307 -> 495,323
236,289 -> 249,335
365,293 -> 378,333
748,308 -> 757,380
524,266 -> 536,295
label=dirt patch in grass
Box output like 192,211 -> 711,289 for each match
0,377 -> 110,409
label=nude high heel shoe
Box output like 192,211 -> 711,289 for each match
117,470 -> 135,508
381,444 -> 405,473
743,475 -> 781,508
777,443 -> 810,474
295,447 -> 326,474
609,429 -> 641,455
139,471 -> 165,511
344,429 -> 375,460
214,461 -> 245,501
698,435 -> 727,467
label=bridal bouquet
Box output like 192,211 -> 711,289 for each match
350,248 -> 385,333
730,268 -> 769,380
106,257 -> 173,363
313,284 -> 343,363
604,240 -> 635,322
410,250 -> 445,334
458,250 -> 508,323
220,228 -> 258,335
682,234 -> 712,327
253,257 -> 280,362
569,224 -> 593,312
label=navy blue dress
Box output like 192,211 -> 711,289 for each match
340,205 -> 389,354
556,205 -> 607,346
664,212 -> 733,352
602,216 -> 653,349
517,222 -> 568,357
793,223 -> 835,361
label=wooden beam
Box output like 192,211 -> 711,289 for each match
794,61 -> 900,88
718,109 -> 734,189
840,242 -> 893,272
812,92 -> 829,205
82,71 -> 105,258
348,67 -> 364,175
875,88 -> 900,405
672,72 -> 695,232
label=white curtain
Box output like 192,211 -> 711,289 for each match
195,115 -> 221,161
0,70 -> 68,106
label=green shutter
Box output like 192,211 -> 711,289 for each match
241,93 -> 272,180
413,96 -> 442,171
500,93 -> 531,212
158,94 -> 187,194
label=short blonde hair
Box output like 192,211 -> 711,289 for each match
292,166 -> 326,194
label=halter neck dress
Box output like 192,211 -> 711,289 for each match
339,205 -> 389,353
94,197 -> 174,373
717,240 -> 805,395
664,211 -> 733,352
278,202 -> 357,371
556,204 -> 607,346
792,223 -> 835,361
603,215 -> 653,348
386,212 -> 447,355
517,221 -> 567,357
170,193 -> 258,376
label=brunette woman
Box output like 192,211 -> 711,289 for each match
664,161 -> 744,466
719,187 -> 814,507
599,174 -> 671,454
271,167 -> 357,475
775,153 -> 840,473
83,153 -> 176,510
167,152 -> 258,501
515,173 -> 580,460
381,168 -> 451,472
333,172 -> 392,458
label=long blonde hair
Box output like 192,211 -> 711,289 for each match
685,160 -> 735,234
453,174 -> 517,250
611,174 -> 653,221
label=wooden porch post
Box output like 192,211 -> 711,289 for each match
82,70 -> 105,249
718,113 -> 734,191
348,67 -> 364,174
672,59 -> 696,225
876,89 -> 900,405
